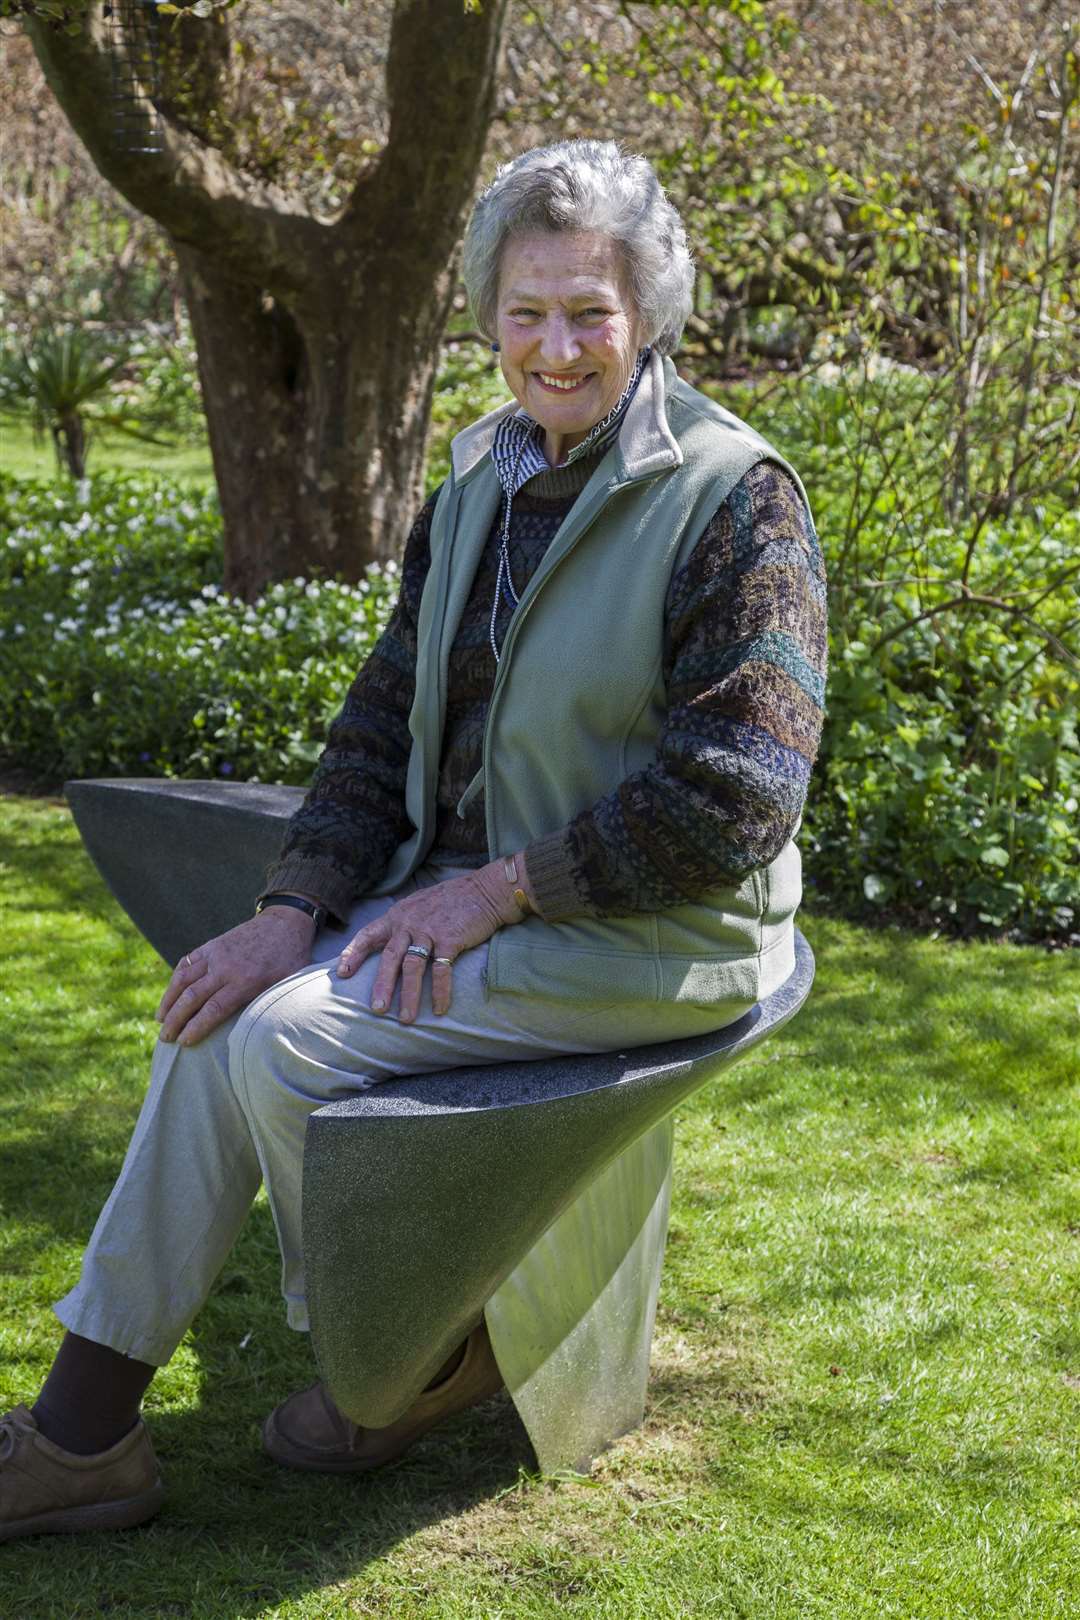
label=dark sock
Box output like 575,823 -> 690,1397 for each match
32,1332 -> 157,1456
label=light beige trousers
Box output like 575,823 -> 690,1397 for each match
55,864 -> 744,1366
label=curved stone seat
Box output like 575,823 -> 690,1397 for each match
67,777 -> 815,1472
67,777 -> 305,966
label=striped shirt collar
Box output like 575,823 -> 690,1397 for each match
491,347 -> 652,500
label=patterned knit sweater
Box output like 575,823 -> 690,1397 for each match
264,453 -> 827,923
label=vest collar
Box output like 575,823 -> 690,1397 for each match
449,348 -> 683,486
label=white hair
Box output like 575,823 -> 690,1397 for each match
462,140 -> 695,356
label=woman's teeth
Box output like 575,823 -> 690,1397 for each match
537,373 -> 590,390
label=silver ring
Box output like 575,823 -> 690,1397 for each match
433,956 -> 455,967
183,955 -> 193,967
405,943 -> 431,960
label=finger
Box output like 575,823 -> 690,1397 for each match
174,983 -> 248,1047
159,971 -> 228,1044
156,951 -> 208,1023
369,932 -> 414,1015
430,953 -> 455,1017
337,921 -> 389,980
397,936 -> 434,1025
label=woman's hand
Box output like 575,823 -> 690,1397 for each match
156,905 -> 317,1046
336,857 -> 534,1022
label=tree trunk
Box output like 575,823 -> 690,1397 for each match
27,0 -> 508,596
177,240 -> 452,595
53,410 -> 87,479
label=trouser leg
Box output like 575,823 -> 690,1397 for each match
52,1013 -> 260,1365
51,883 -> 423,1363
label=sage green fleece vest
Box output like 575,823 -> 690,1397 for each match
372,354 -> 814,1018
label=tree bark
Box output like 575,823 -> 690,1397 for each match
54,410 -> 87,480
26,0 -> 508,595
176,237 -> 455,595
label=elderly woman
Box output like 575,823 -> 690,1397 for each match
1,140 -> 826,1540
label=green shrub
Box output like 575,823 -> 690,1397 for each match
426,341 -> 509,491
0,471 -> 395,785
125,327 -> 208,446
726,369 -> 1079,944
804,611 -> 1078,941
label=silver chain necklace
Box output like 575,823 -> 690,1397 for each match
488,434 -> 528,666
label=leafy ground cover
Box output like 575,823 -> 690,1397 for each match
1,794 -> 1078,1619
0,472 -> 397,785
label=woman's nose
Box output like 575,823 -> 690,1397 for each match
537,316 -> 581,367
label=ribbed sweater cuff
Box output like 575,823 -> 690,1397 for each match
523,832 -> 591,922
259,855 -> 359,927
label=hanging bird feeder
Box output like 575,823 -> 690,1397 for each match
105,0 -> 165,155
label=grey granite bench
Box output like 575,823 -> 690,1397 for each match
68,777 -> 815,1472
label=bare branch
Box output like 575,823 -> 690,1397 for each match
339,0 -> 508,267
25,4 -> 324,296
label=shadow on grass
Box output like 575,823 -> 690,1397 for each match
6,1388 -> 536,1620
0,805 -> 135,936
5,1180 -> 537,1615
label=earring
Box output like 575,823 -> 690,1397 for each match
490,340 -> 501,353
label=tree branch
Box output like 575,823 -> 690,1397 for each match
25,3 -> 325,296
338,0 -> 508,271
869,582 -> 1080,672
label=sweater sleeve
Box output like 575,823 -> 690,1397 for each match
259,490 -> 439,920
522,459 -> 827,920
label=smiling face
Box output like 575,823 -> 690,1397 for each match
494,229 -> 644,466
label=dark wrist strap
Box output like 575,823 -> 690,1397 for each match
255,892 -> 326,930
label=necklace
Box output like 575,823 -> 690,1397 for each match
488,434 -> 528,666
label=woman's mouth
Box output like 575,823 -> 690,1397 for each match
533,372 -> 594,393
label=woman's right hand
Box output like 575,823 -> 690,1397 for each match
156,906 -> 317,1046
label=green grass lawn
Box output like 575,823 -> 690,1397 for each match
1,794 -> 1077,1618
0,418 -> 215,485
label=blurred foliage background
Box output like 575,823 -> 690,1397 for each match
0,0 -> 1076,942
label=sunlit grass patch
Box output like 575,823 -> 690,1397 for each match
1,795 -> 1077,1618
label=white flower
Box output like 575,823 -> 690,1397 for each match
863,874 -> 885,902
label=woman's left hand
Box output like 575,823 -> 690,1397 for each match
336,857 -> 533,1021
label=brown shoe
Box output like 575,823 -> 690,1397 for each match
0,1405 -> 164,1543
263,1321 -> 503,1473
